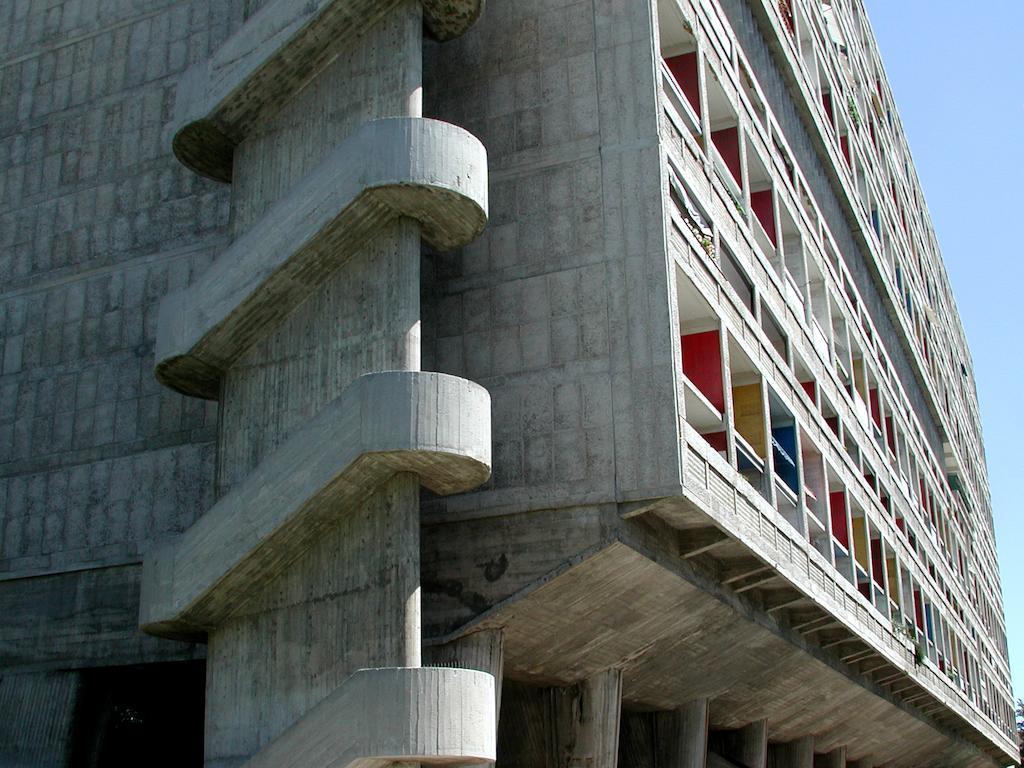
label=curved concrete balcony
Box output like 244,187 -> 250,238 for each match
155,117 -> 488,400
243,667 -> 496,768
139,371 -> 491,640
171,0 -> 484,181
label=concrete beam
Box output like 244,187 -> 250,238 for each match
139,371 -> 491,639
678,528 -> 731,559
242,667 -> 496,768
711,720 -> 768,768
156,117 -> 488,399
171,0 -> 484,181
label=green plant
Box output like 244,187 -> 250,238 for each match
731,193 -> 745,217
913,640 -> 926,667
699,234 -> 714,257
848,96 -> 861,131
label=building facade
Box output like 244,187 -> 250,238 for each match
0,0 -> 1015,766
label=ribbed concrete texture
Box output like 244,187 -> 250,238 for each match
241,667 -> 496,768
144,0 -> 494,764
0,0 -> 1014,765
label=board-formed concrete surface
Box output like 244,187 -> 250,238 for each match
241,667 -> 496,768
156,117 -> 488,399
140,370 -> 491,639
0,0 -> 1015,763
171,0 -> 485,181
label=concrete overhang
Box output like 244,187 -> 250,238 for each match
140,371 -> 491,641
450,539 -> 1009,768
243,667 -> 496,768
171,0 -> 485,181
156,117 -> 488,400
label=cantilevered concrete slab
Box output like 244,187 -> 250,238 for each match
455,541 -> 1001,768
139,371 -> 491,640
242,667 -> 496,768
155,117 -> 487,399
171,0 -> 485,181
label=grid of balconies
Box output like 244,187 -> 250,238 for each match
656,0 -> 1015,749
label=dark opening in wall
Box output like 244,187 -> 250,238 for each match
70,661 -> 205,768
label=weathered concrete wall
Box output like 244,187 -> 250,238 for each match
204,472 -> 420,765
421,0 -> 679,520
0,0 -> 250,748
0,671 -> 79,767
217,217 -> 421,494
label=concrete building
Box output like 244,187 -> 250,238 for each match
0,0 -> 1015,765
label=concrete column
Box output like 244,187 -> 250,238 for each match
204,472 -> 422,766
710,719 -> 768,768
644,699 -> 709,768
424,628 -> 505,721
576,669 -> 624,768
814,747 -> 846,768
199,4 -> 428,765
497,672 -> 622,768
674,699 -> 710,768
769,736 -> 814,768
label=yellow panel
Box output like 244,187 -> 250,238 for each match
851,516 -> 869,571
853,358 -> 867,400
886,557 -> 899,600
732,383 -> 765,457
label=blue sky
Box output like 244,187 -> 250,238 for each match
862,0 -> 1024,701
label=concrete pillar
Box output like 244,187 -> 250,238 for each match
648,699 -> 710,768
497,671 -> 622,768
424,628 -> 505,721
710,719 -> 768,768
577,669 -> 624,768
149,0 -> 490,762
769,736 -> 814,768
199,4 -> 428,765
814,747 -> 846,768
204,471 -> 422,766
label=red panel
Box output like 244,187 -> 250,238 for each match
711,127 -> 742,185
750,189 -> 777,246
840,135 -> 851,167
681,331 -> 725,412
885,416 -> 896,454
830,492 -> 848,547
869,388 -> 882,427
914,589 -> 924,629
870,538 -> 884,583
858,581 -> 872,599
702,430 -> 728,452
800,380 -> 816,401
666,53 -> 701,117
822,92 -> 834,124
